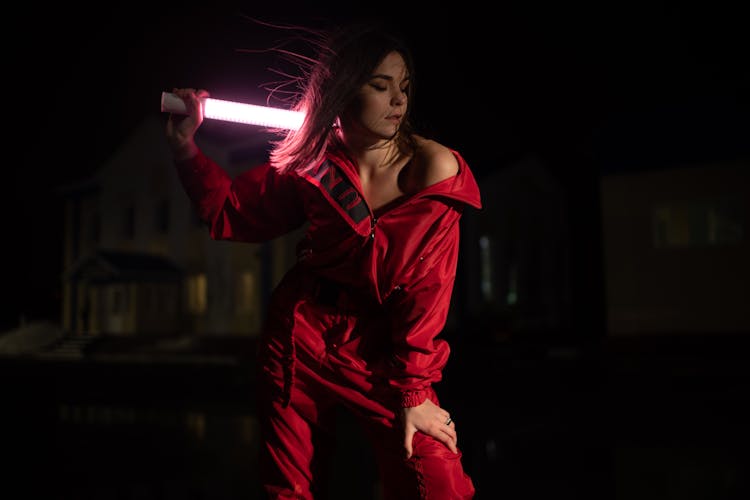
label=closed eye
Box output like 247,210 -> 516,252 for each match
369,74 -> 410,92
368,84 -> 409,95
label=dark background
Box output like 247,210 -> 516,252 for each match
4,2 -> 750,499
7,0 -> 748,331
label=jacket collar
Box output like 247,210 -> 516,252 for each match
425,149 -> 482,210
323,146 -> 483,211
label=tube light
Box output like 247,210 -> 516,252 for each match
160,91 -> 304,130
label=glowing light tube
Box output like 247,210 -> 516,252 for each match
160,91 -> 304,130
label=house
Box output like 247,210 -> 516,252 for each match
458,153 -> 572,341
459,148 -> 749,341
58,114 -> 304,337
601,159 -> 749,335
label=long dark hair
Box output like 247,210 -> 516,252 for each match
267,22 -> 417,174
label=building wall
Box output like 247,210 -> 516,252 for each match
601,160 -> 749,334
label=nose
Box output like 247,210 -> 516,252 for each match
391,88 -> 406,106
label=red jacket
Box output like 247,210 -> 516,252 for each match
175,146 -> 482,408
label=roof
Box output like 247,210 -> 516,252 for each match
66,249 -> 183,283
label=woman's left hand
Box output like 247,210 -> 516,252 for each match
402,398 -> 458,459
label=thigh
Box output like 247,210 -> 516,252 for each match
360,407 -> 476,500
257,370 -> 338,499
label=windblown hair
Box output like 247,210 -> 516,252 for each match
261,22 -> 418,174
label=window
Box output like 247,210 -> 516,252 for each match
186,274 -> 207,314
479,235 -> 493,302
506,263 -> 518,306
653,197 -> 744,248
236,271 -> 256,314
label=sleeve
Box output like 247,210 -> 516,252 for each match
175,150 -> 306,242
384,221 -> 461,408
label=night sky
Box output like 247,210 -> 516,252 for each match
6,1 -> 748,330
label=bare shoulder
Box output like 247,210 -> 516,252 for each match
409,135 -> 459,189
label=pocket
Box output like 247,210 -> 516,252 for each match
410,431 -> 463,461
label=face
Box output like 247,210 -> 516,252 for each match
339,51 -> 410,145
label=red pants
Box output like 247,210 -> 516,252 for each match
256,297 -> 475,499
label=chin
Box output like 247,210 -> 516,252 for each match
380,126 -> 400,140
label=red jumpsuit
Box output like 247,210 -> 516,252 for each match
176,145 -> 481,499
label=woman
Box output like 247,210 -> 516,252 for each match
167,23 -> 480,499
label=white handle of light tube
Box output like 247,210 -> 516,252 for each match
160,91 -> 191,115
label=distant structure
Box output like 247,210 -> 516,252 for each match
462,151 -> 750,341
601,160 -> 749,335
58,114 -> 572,341
458,153 -> 571,341
60,112 -> 747,342
58,115 -> 303,337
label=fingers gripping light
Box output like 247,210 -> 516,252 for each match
160,92 -> 304,130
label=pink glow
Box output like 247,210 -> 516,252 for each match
161,92 -> 304,130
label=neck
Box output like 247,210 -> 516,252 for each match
340,135 -> 400,172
